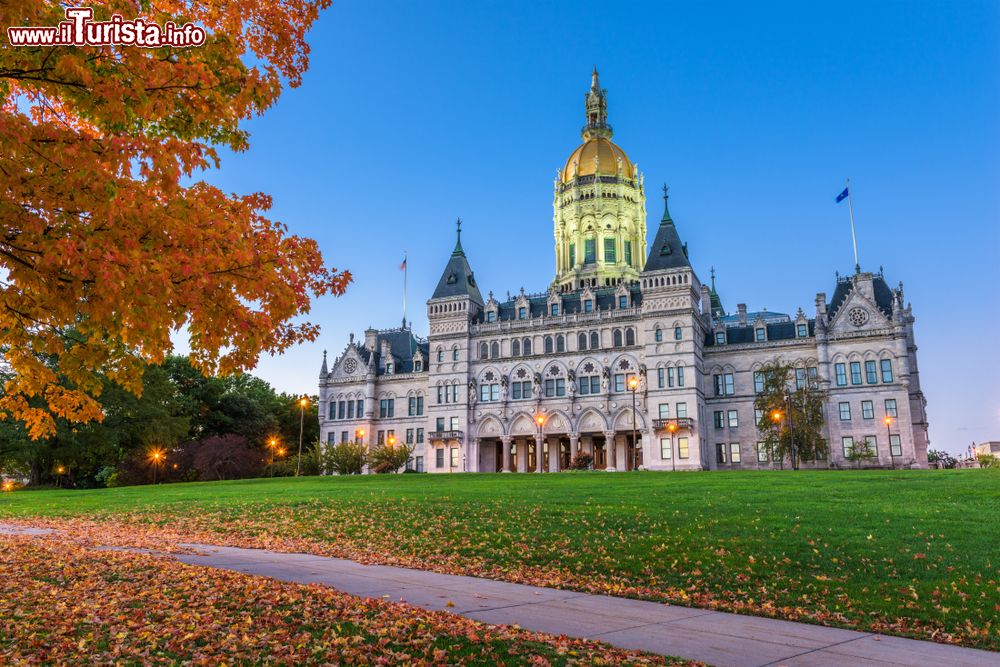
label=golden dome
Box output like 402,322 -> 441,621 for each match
561,137 -> 635,183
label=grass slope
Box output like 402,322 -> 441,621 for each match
2,470 -> 998,650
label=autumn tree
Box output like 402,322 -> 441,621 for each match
0,0 -> 347,440
753,360 -> 828,469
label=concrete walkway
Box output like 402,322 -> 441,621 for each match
3,524 -> 997,667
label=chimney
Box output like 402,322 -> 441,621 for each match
737,303 -> 747,327
364,327 -> 378,351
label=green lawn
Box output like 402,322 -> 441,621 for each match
2,470 -> 998,650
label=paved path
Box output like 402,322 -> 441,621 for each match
3,524 -> 997,667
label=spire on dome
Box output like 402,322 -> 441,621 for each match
709,267 -> 726,318
582,67 -> 612,140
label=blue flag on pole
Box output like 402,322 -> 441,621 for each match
835,187 -> 849,203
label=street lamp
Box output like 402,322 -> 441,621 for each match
627,375 -> 640,471
146,447 -> 165,484
884,416 -> 895,469
296,396 -> 308,477
267,436 -> 280,476
667,421 -> 677,471
388,434 -> 397,447
770,410 -> 783,469
54,464 -> 66,488
535,414 -> 545,473
355,428 -> 365,446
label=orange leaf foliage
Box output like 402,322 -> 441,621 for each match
0,533 -> 689,665
0,0 -> 349,438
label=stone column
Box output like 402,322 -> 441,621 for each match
569,432 -> 580,457
469,438 -> 479,473
516,439 -> 527,473
501,436 -> 512,473
605,430 -> 617,471
535,435 -> 545,473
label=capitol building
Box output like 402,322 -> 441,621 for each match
318,70 -> 930,473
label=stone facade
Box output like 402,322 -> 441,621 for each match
318,71 -> 930,473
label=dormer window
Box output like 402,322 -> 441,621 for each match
715,331 -> 726,345
518,307 -> 527,319
618,295 -> 628,309
797,323 -> 808,337
487,311 -> 496,323
551,303 -> 559,316
385,363 -> 394,374
755,328 -> 766,342
414,360 -> 422,372
584,299 -> 593,313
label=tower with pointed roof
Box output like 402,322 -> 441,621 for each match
552,70 -> 646,292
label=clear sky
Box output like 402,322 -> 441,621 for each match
196,1 -> 1000,456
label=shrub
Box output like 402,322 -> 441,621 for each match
928,449 -> 957,469
368,444 -> 414,474
192,434 -> 263,481
568,452 -> 594,470
977,454 -> 999,469
95,466 -> 120,488
328,442 -> 367,475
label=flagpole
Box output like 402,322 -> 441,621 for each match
402,251 -> 407,329
846,178 -> 859,273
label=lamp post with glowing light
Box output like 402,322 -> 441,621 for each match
54,464 -> 66,488
296,396 -> 308,477
884,416 -> 895,469
627,375 -> 640,471
770,409 -> 783,469
388,434 -> 397,447
355,428 -> 365,446
667,421 -> 677,471
147,448 -> 165,484
535,414 -> 545,473
267,437 -> 280,476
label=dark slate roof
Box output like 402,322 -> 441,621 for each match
353,328 -> 429,375
705,319 -> 816,347
827,274 -> 895,319
643,191 -> 691,272
431,224 -> 484,304
477,285 -> 642,323
718,311 -> 790,327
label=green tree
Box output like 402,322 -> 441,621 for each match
369,443 -> 414,474
977,454 -> 998,469
845,439 -> 876,469
753,361 -> 828,469
328,442 -> 367,475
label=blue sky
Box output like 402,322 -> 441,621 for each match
198,1 -> 999,455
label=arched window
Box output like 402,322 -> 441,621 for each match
655,328 -> 663,342
674,326 -> 682,340
556,335 -> 565,353
523,338 -> 532,355
544,336 -> 554,354
479,342 -> 488,359
511,339 -> 521,356
436,348 -> 443,362
613,329 -> 623,347
578,333 -> 587,350
590,331 -> 600,349
490,341 -> 500,359
625,328 -> 635,346
452,347 -> 459,361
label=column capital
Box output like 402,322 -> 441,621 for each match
604,430 -> 617,440
501,435 -> 512,445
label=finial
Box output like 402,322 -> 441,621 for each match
710,266 -> 716,291
660,183 -> 672,223
452,217 -> 464,255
